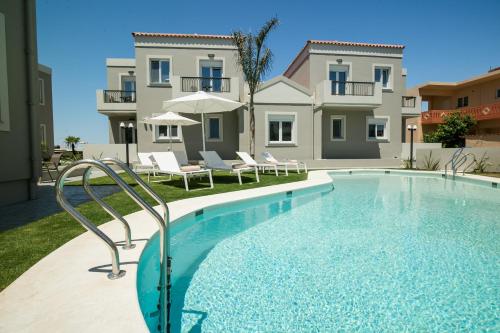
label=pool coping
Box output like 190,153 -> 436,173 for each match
0,169 -> 498,332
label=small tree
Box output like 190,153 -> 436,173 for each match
232,18 -> 279,156
64,136 -> 81,154
424,112 -> 476,148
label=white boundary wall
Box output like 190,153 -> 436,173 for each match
416,147 -> 500,172
82,144 -> 138,162
402,143 -> 442,160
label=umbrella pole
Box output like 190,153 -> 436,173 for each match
201,112 -> 206,151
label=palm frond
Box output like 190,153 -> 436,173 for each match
256,17 -> 279,49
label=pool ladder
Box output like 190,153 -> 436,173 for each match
55,158 -> 172,333
444,148 -> 474,178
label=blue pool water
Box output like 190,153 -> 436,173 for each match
137,173 -> 500,332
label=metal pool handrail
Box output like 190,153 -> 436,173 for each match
99,158 -> 171,333
56,158 -> 172,333
444,148 -> 464,178
82,167 -> 135,250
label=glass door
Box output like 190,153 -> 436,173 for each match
200,60 -> 223,92
329,65 -> 348,95
121,76 -> 136,101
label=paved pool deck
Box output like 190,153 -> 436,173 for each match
0,169 -> 498,332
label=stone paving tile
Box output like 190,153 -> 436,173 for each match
0,183 -> 120,232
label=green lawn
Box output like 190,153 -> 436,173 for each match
0,171 -> 307,291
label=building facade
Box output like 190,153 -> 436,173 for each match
97,33 -> 413,163
406,68 -> 500,143
0,0 -> 54,207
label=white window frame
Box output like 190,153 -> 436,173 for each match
146,55 -> 172,85
196,56 -> 226,77
366,116 -> 390,141
39,78 -> 45,105
372,64 -> 394,91
265,112 -> 298,146
205,114 -> 223,142
326,61 -> 353,81
0,12 -> 10,131
152,124 -> 182,142
40,123 -> 47,145
330,115 -> 346,141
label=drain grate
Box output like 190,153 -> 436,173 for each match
195,209 -> 204,217
492,182 -> 498,188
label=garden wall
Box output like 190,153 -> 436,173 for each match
415,147 -> 500,172
82,144 -> 138,162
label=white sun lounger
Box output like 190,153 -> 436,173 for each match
199,151 -> 260,185
135,152 -> 158,181
236,151 -> 278,176
151,152 -> 213,191
261,151 -> 308,176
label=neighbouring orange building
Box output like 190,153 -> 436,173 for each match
405,67 -> 500,145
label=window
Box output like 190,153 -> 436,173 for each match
40,124 -> 47,145
267,113 -> 297,144
0,12 -> 10,131
149,59 -> 170,84
205,114 -> 223,141
374,66 -> 391,89
457,96 -> 468,108
496,89 -> 500,99
156,125 -> 179,140
330,115 -> 346,141
39,78 -> 45,105
367,117 -> 389,141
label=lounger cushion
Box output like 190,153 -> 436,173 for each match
180,165 -> 201,172
232,163 -> 249,169
288,160 -> 298,163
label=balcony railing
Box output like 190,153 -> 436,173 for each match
181,77 -> 231,93
331,81 -> 374,96
104,90 -> 136,103
402,96 -> 416,107
421,101 -> 500,124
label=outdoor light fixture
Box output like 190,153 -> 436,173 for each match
128,70 -> 135,76
407,124 -> 418,169
337,59 -> 343,64
120,122 -> 133,166
208,53 -> 215,58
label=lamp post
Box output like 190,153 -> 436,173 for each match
407,124 -> 417,169
120,122 -> 133,167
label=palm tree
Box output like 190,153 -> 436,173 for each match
64,135 -> 81,154
232,18 -> 279,156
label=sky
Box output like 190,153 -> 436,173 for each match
36,0 -> 500,146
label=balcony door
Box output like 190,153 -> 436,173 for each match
200,59 -> 223,92
121,75 -> 136,101
329,64 -> 349,95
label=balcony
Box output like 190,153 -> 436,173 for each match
96,90 -> 136,115
171,75 -> 240,101
421,101 -> 500,124
181,77 -> 231,93
401,96 -> 421,116
315,80 -> 382,109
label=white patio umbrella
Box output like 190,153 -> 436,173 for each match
141,111 -> 199,151
162,91 -> 244,151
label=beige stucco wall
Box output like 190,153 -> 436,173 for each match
310,53 -> 404,159
288,56 -> 310,89
106,64 -> 135,90
252,104 -> 314,161
38,68 -> 54,155
0,0 -> 41,207
133,41 -> 244,159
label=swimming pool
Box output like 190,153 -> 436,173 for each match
137,172 -> 500,332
